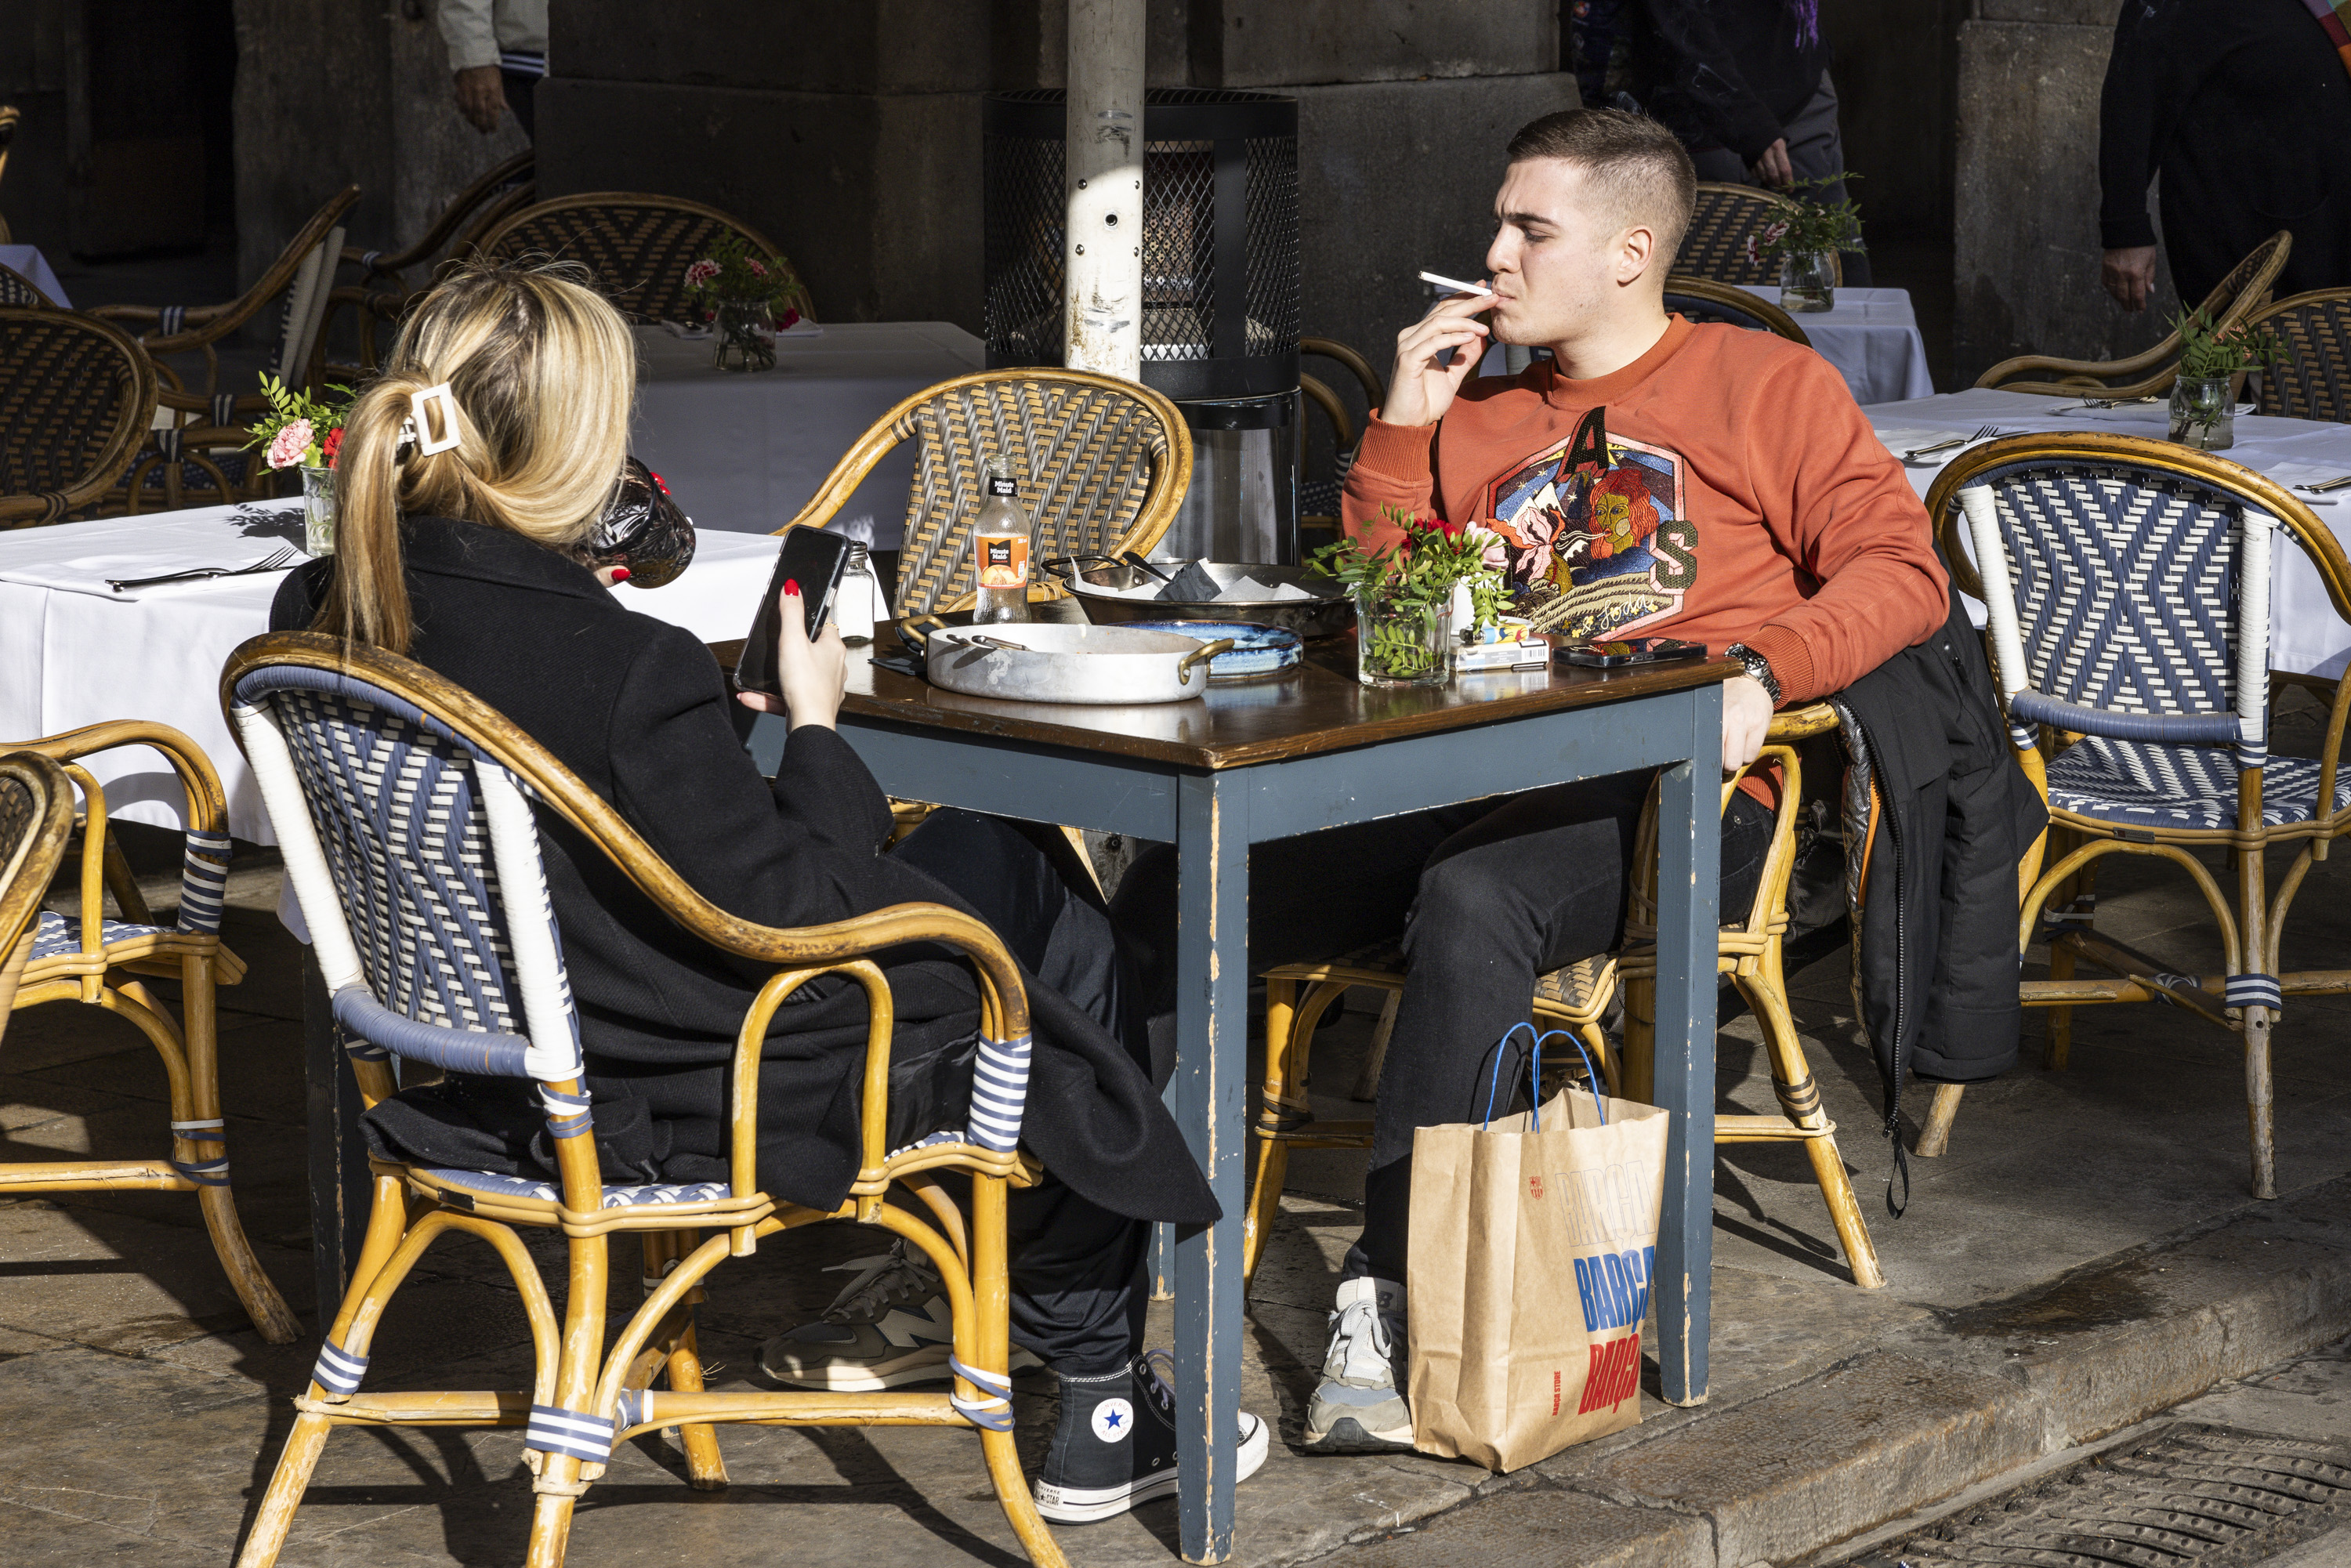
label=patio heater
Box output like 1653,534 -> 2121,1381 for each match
984,87 -> 1302,564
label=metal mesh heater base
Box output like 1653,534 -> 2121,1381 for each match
984,88 -> 1300,403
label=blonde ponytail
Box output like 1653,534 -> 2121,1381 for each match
313,260 -> 637,654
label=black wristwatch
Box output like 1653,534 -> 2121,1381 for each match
1724,642 -> 1781,703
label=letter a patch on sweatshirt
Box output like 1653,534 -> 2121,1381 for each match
1481,406 -> 1695,640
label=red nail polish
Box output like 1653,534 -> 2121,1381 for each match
610,566 -> 632,584
784,578 -> 801,596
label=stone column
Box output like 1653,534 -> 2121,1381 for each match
1954,0 -> 2179,384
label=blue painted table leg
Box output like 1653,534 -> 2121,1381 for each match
1174,770 -> 1246,1563
1651,686 -> 1721,1407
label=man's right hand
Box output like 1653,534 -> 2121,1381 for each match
454,65 -> 505,134
1751,139 -> 1795,188
1381,290 -> 1493,429
2103,246 -> 2158,313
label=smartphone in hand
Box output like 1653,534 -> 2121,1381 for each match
734,527 -> 853,698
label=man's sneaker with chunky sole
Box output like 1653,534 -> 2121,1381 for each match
760,1240 -> 1041,1391
1033,1351 -> 1270,1524
1302,1276 -> 1412,1453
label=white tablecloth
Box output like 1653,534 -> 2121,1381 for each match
1864,388 -> 2351,676
0,501 -> 781,843
629,320 -> 987,549
0,244 -> 68,306
1736,284 -> 1933,405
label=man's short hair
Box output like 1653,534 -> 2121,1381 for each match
1505,107 -> 1697,266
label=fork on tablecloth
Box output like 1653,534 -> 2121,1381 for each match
108,545 -> 300,593
1903,424 -> 2004,462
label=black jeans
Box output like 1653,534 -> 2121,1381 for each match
890,809 -> 1150,1377
1240,769 -> 1773,1287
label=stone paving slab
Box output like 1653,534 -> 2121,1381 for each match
4,846 -> 2350,1567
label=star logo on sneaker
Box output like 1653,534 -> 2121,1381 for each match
1091,1397 -> 1134,1443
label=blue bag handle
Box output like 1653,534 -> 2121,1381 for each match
1480,1023 -> 1607,1131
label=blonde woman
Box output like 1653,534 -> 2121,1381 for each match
272,262 -> 1266,1520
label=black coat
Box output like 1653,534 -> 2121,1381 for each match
2099,0 -> 2351,305
270,516 -> 1216,1225
1830,585 -> 2048,1204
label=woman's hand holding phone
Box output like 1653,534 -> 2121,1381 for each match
736,579 -> 847,730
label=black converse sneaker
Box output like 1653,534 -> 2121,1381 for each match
1031,1351 -> 1270,1524
760,1240 -> 1041,1391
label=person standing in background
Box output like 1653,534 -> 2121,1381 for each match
437,0 -> 548,141
2099,0 -> 2351,313
1570,0 -> 1871,284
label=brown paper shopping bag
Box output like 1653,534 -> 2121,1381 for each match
1406,1032 -> 1671,1472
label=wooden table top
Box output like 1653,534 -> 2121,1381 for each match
712,628 -> 1737,770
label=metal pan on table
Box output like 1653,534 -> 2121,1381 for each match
899,617 -> 1233,704
1044,554 -> 1355,640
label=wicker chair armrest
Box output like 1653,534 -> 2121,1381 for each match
779,408 -> 915,535
1976,335 -> 2181,392
1300,373 -> 1353,454
1766,701 -> 1840,741
11,721 -> 232,839
1302,335 -> 1386,407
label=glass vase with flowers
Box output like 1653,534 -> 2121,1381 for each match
244,373 -> 353,556
2167,306 -> 2291,451
1744,175 -> 1865,313
682,236 -> 804,372
1312,506 -> 1509,688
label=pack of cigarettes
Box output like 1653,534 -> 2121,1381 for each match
1454,626 -> 1549,673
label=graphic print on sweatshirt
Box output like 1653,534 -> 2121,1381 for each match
1480,407 -> 1697,640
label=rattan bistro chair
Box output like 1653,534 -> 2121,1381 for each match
0,722 -> 300,1341
1663,273 -> 1813,346
224,632 -> 1070,1568
0,752 -> 75,1058
1976,232 -> 2292,401
1919,433 -> 2351,1200
0,261 -> 54,307
89,185 -> 359,398
1676,183 -> 1839,288
476,192 -> 815,326
785,368 -> 1191,619
1247,707 -> 1887,1294
2244,288 -> 2351,423
0,307 -> 158,527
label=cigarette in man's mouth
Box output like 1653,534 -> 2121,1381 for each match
1418,270 -> 1496,297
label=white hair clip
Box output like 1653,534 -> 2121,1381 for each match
400,382 -> 462,456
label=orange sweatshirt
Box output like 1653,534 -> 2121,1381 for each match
1341,316 -> 1949,707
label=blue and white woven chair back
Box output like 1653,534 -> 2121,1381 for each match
226,665 -> 585,1094
1959,458 -> 2273,819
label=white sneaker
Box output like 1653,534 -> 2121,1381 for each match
1302,1276 -> 1412,1453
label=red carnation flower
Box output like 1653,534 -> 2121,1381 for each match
321,426 -> 344,469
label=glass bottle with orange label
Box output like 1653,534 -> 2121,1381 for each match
971,458 -> 1034,623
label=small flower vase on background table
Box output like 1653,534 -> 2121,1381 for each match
2169,375 -> 2234,451
1780,251 -> 1836,313
713,297 -> 777,372
1354,588 -> 1453,688
299,465 -> 336,556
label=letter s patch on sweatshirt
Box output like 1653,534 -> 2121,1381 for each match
1482,407 -> 1690,641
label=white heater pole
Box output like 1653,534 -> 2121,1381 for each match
1064,0 -> 1144,381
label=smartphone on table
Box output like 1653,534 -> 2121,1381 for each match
733,527 -> 853,698
1556,636 -> 1708,669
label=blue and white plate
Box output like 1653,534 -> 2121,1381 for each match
1121,620 -> 1302,679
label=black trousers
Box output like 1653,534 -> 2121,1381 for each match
891,809 -> 1150,1378
1128,769 -> 1773,1290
